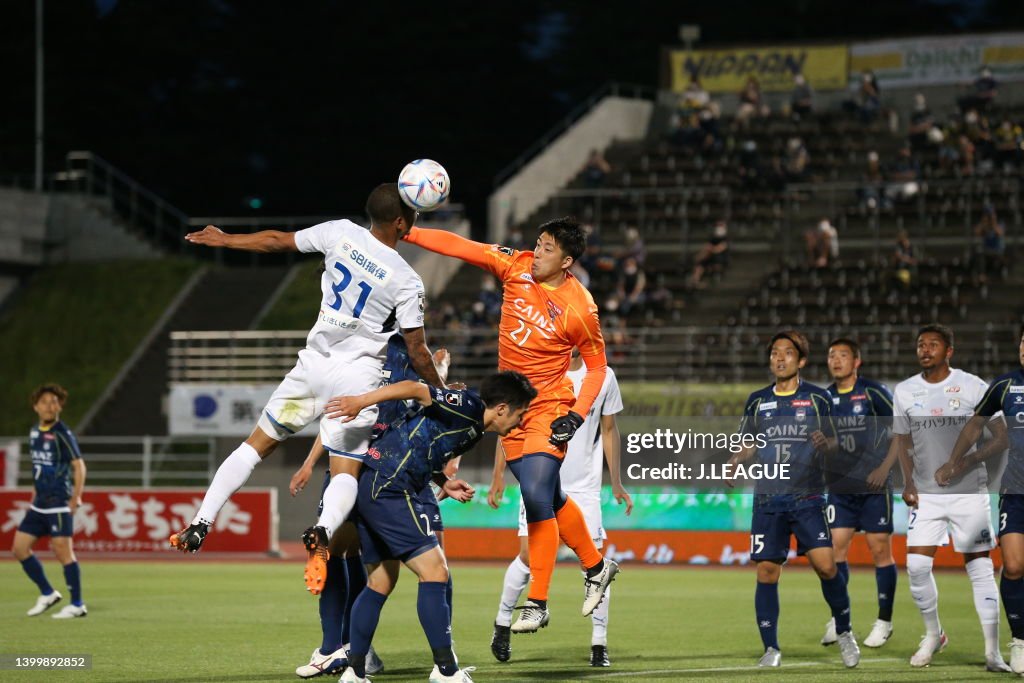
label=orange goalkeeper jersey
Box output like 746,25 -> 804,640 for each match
405,228 -> 607,416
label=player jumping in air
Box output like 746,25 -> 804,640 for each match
872,324 -> 1009,670
404,217 -> 619,632
13,384 -> 88,619
937,325 -> 1024,672
729,331 -> 860,669
324,370 -> 537,683
171,185 -> 445,596
488,352 -> 631,665
820,338 -> 897,648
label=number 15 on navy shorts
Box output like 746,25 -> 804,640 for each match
750,505 -> 832,562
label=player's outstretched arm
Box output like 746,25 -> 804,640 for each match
185,225 -> 298,253
404,226 -> 514,279
324,380 -> 432,420
601,414 -> 633,515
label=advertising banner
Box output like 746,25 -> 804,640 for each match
169,384 -> 317,436
1,440 -> 18,488
0,488 -> 277,554
850,33 -> 1024,87
668,44 -> 848,92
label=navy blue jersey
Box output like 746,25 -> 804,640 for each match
28,421 -> 82,509
740,381 -> 835,510
825,377 -> 894,493
373,334 -> 424,434
363,385 -> 485,493
975,369 -> 1024,493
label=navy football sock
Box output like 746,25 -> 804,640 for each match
836,561 -> 850,586
418,581 -> 456,676
62,562 -> 82,606
821,573 -> 852,634
20,556 -> 53,595
320,555 -> 347,654
446,575 -> 454,623
349,588 -> 388,678
1001,575 -> 1024,639
876,564 -> 897,622
342,554 -> 367,645
755,581 -> 780,651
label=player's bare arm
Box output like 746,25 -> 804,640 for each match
433,474 -> 475,503
402,326 -> 447,388
70,458 -> 86,514
725,444 -> 758,488
896,437 -> 918,507
487,439 -> 507,509
601,413 -> 633,515
867,432 -> 905,491
184,225 -> 298,252
290,434 -> 326,496
324,380 -> 432,421
937,416 -> 1009,486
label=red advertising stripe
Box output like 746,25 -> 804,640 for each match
442,529 -> 994,569
0,488 -> 276,554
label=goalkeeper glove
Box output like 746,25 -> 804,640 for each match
549,411 -> 584,446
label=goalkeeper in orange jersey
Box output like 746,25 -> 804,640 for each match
404,217 -> 618,633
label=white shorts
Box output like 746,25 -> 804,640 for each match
517,490 -> 605,547
907,493 -> 996,553
257,347 -> 380,458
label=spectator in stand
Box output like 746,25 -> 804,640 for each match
582,149 -> 612,188
845,71 -> 881,123
857,150 -> 886,212
765,155 -> 787,192
738,139 -> 762,190
688,220 -> 731,288
907,93 -> 936,152
614,257 -> 647,316
569,260 -> 591,289
618,226 -> 646,267
973,205 -> 1007,281
958,134 -> 977,176
681,77 -> 710,115
958,66 -> 998,113
699,102 -> 724,155
790,73 -> 814,119
478,275 -> 502,320
891,230 -> 918,288
994,119 -> 1023,170
964,109 -> 995,168
736,76 -> 770,129
506,226 -> 529,251
805,218 -> 838,268
885,145 -> 921,202
784,137 -> 810,183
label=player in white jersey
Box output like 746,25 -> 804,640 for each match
487,351 -> 632,666
870,324 -> 1009,670
170,185 -> 446,593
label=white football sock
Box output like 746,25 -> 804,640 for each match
496,556 -> 530,627
193,443 -> 262,524
591,582 -> 609,646
316,472 -> 358,537
966,557 -> 1001,656
907,553 -> 942,636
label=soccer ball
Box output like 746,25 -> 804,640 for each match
398,159 -> 450,211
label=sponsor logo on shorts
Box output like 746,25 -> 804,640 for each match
817,531 -> 827,540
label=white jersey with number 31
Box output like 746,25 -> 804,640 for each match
294,220 -> 425,360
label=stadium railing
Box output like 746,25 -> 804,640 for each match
1,435 -> 216,488
168,324 -> 1020,385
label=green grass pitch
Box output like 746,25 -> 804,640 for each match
0,560 -> 1012,681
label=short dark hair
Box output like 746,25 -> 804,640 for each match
768,330 -> 809,359
1018,323 -> 1024,342
480,371 -> 537,410
31,383 -> 68,407
828,337 -> 861,359
538,217 -> 586,261
365,183 -> 416,228
918,323 -> 954,348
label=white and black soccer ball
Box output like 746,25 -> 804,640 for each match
398,159 -> 450,211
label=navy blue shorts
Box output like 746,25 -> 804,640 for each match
18,508 -> 73,538
827,493 -> 894,534
999,494 -> 1024,538
750,505 -> 832,563
416,485 -> 443,533
355,469 -> 438,565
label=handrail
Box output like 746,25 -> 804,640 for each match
493,82 -> 656,187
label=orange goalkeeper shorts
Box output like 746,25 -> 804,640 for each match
500,396 -> 571,462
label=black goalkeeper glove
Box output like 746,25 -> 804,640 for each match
549,411 -> 584,446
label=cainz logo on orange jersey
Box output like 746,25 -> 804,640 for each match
512,298 -> 556,336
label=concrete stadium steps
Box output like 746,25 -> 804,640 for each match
85,266 -> 289,436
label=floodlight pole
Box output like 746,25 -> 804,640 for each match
35,0 -> 44,192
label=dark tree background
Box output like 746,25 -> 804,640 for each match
1,0 -> 1021,227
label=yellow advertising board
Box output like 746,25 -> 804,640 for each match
669,45 -> 848,93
